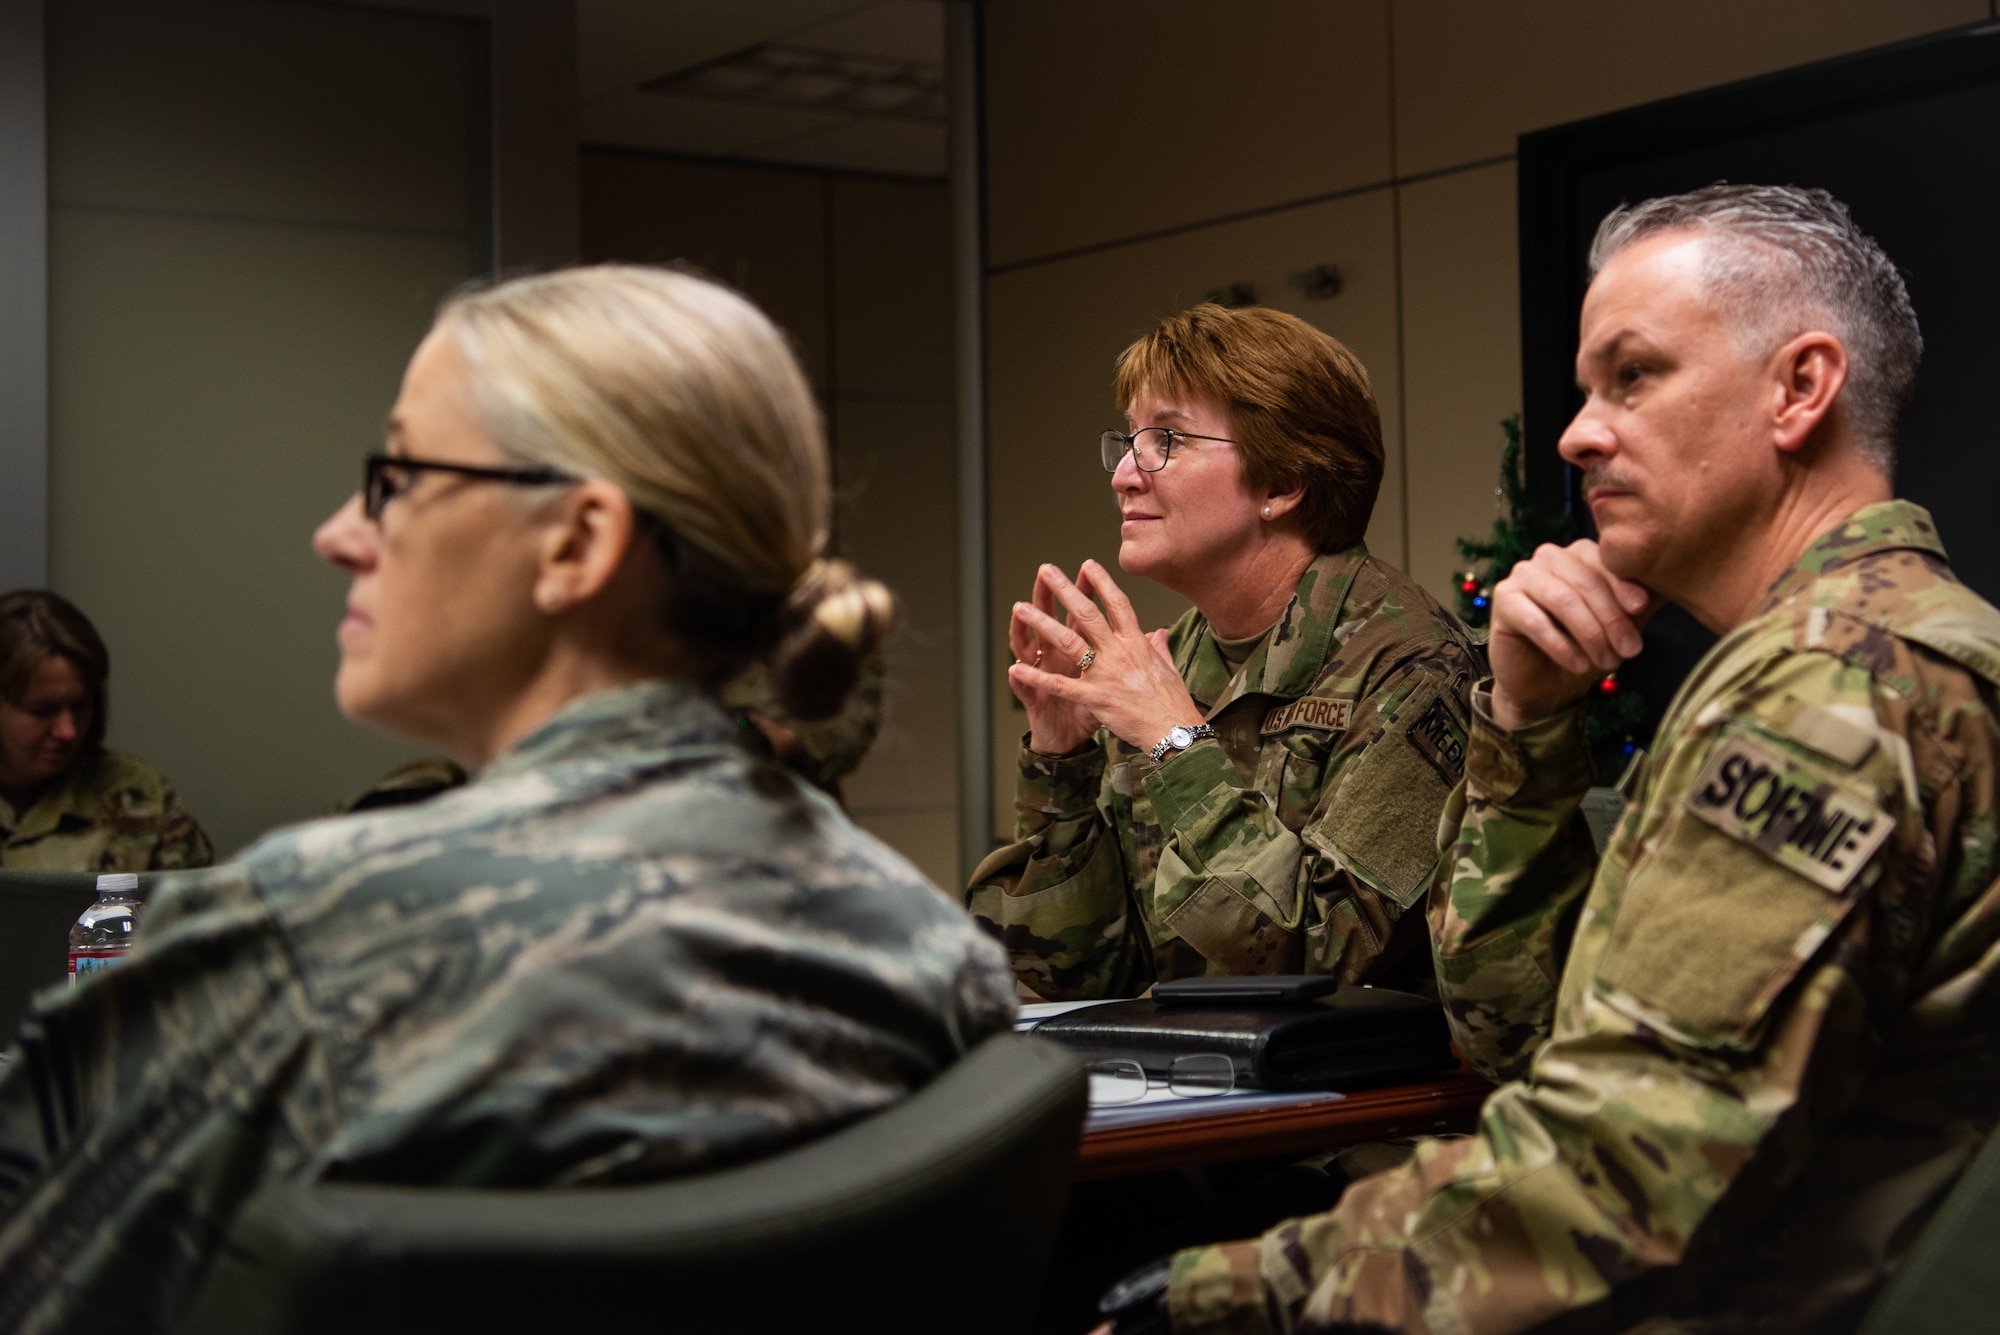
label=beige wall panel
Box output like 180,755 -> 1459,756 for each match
582,157 -> 959,884
983,0 -> 1392,268
984,187 -> 1403,837
834,398 -> 959,822
1400,162 -> 1521,609
1393,0 -> 1986,177
827,179 -> 958,874
830,177 -> 953,399
49,0 -> 473,233
852,809 -> 959,896
48,212 -> 467,855
578,152 -> 830,389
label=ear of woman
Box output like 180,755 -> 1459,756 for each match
530,480 -> 650,617
1262,483 -> 1305,522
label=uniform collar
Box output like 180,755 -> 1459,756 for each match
1757,499 -> 1949,615
0,756 -> 98,843
1181,544 -> 1368,712
480,679 -> 736,782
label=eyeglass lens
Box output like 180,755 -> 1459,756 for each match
1100,428 -> 1177,473
364,458 -> 389,518
1085,1054 -> 1236,1106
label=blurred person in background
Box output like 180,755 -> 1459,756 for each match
0,589 -> 211,871
0,265 -> 1014,1333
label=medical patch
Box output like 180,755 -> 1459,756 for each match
1405,694 -> 1466,787
1261,696 -> 1354,736
1686,732 -> 1892,894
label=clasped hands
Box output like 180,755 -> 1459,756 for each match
1488,539 -> 1665,730
1009,560 -> 1203,758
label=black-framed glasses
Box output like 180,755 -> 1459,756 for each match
1100,427 -> 1234,473
362,452 -> 577,521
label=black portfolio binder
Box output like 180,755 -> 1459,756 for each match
1031,986 -> 1457,1092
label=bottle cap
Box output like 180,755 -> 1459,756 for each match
96,873 -> 139,893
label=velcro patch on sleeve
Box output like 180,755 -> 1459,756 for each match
1780,699 -> 1879,768
1261,696 -> 1354,736
1406,694 -> 1466,787
1685,731 -> 1892,894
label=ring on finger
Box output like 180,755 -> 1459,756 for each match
1077,649 -> 1097,674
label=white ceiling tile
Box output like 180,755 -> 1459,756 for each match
576,0 -> 868,101
745,117 -> 946,177
579,90 -> 847,157
788,1 -> 946,62
576,0 -> 948,176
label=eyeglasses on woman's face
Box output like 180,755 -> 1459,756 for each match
362,452 -> 577,522
1100,427 -> 1235,474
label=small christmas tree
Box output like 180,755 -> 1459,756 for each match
1454,416 -> 1647,780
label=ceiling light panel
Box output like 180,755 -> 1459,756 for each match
645,43 -> 945,125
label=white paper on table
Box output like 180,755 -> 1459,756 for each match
1084,1086 -> 1346,1132
1013,999 -> 1121,1031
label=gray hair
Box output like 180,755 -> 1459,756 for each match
1588,183 -> 1921,474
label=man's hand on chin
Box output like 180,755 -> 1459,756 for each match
1488,538 -> 1660,729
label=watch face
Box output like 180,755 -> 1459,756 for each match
1168,725 -> 1194,748
1100,1255 -> 1173,1315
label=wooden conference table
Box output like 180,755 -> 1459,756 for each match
1073,1067 -> 1493,1181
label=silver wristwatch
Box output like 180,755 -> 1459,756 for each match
1148,722 -> 1217,763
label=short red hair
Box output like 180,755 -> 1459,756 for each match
1114,304 -> 1383,552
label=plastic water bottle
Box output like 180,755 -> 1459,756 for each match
68,872 -> 142,985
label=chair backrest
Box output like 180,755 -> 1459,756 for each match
182,1031 -> 1086,1335
1856,1122 -> 2000,1334
0,871 -> 144,1039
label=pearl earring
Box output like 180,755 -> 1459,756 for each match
1262,505 -> 1272,519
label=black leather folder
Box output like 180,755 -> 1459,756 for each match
1030,987 -> 1456,1092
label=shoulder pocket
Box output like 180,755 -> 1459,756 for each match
1313,676 -> 1465,910
1594,721 -> 1893,1049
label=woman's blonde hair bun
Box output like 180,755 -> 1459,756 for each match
770,558 -> 896,722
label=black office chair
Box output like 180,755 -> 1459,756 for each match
1856,1121 -> 2000,1334
0,870 -> 149,1040
182,1031 -> 1086,1334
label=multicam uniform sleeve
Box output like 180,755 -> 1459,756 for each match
1168,650 -> 1971,1335
1429,684 -> 1601,1081
147,781 -> 216,870
964,740 -> 1154,1000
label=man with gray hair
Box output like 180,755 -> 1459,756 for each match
1101,184 -> 2000,1333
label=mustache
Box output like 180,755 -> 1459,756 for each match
1581,463 -> 1640,496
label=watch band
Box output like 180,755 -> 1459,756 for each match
1148,722 -> 1217,764
1100,1255 -> 1174,1335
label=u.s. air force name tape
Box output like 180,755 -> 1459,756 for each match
1261,696 -> 1354,736
1686,731 -> 1892,893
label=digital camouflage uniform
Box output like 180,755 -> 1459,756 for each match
0,749 -> 212,872
967,545 -> 1482,999
1170,501 -> 2000,1334
0,681 -> 1015,1334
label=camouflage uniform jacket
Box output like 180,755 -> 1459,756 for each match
0,749 -> 212,872
1170,501 -> 2000,1335
967,544 -> 1482,999
0,681 -> 1016,1334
